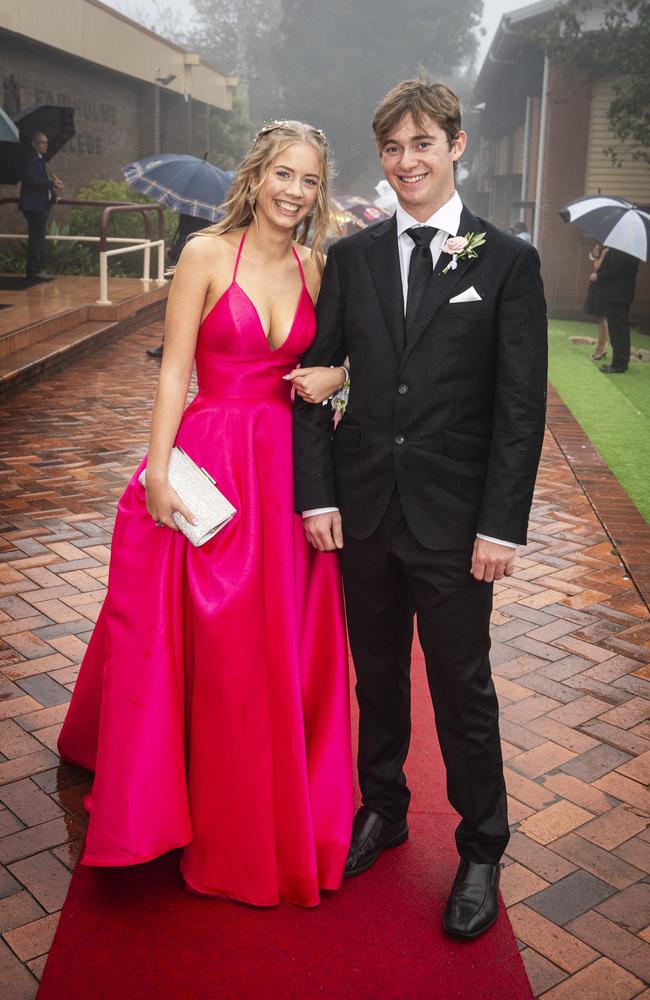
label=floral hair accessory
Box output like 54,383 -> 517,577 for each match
441,231 -> 486,273
256,121 -> 329,146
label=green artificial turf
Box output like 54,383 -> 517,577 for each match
547,319 -> 650,523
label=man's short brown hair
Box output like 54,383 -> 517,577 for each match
372,79 -> 462,149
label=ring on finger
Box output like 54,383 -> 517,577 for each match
154,520 -> 163,527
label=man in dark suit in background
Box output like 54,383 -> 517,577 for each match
596,247 -> 639,374
19,131 -> 64,282
293,79 -> 547,940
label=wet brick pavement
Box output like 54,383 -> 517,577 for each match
0,324 -> 649,999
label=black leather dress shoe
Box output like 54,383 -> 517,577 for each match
600,364 -> 626,373
344,806 -> 408,877
443,860 -> 500,939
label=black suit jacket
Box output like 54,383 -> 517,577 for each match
596,248 -> 639,305
19,148 -> 54,214
293,205 -> 548,549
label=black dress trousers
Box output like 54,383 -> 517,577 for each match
339,489 -> 510,865
22,209 -> 49,278
606,301 -> 631,371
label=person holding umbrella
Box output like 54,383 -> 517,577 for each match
122,153 -> 233,359
594,247 -> 639,374
560,195 -> 648,373
146,213 -> 209,358
19,131 -> 64,282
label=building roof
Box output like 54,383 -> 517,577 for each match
0,0 -> 238,110
87,1 -> 228,74
475,0 -> 610,94
475,0 -> 559,94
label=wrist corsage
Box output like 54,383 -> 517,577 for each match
322,365 -> 350,428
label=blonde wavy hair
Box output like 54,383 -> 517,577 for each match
196,120 -> 334,268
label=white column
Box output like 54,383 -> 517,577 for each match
533,57 -> 550,248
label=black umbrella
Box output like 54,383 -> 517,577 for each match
14,105 -> 75,159
0,106 -> 21,184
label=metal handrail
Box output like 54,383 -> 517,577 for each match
0,234 -> 151,245
96,204 -> 166,304
98,238 -> 165,305
97,203 -> 165,252
0,196 -> 167,305
0,197 -> 137,209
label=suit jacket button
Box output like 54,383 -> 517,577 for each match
394,434 -> 405,445
398,384 -> 409,395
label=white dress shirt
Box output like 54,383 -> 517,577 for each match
303,190 -> 515,551
395,190 -> 463,311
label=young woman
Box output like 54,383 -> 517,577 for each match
58,121 -> 353,908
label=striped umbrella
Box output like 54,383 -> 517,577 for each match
560,195 -> 650,261
123,154 -> 233,223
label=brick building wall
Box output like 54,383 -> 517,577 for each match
0,29 -> 219,235
537,66 -> 650,322
536,66 -> 594,317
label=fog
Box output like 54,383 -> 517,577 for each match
105,0 -> 525,68
477,0 -> 525,60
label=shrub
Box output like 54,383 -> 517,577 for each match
69,180 -> 177,277
44,221 -> 95,275
70,179 -> 177,244
0,241 -> 26,274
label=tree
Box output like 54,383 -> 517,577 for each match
276,0 -> 482,186
207,100 -> 256,170
535,0 -> 650,165
187,0 -> 285,124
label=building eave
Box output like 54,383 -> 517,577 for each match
0,0 -> 237,109
475,0 -> 560,96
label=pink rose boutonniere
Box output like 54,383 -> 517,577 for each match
441,231 -> 487,274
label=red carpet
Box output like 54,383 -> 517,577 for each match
38,642 -> 533,1000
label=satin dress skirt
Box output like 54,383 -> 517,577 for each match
58,386 -> 353,907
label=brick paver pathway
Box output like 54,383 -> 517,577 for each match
1,324 -> 649,1000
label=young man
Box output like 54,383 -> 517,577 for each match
293,80 -> 547,939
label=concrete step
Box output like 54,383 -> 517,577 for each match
0,278 -> 168,397
0,320 -> 116,393
0,306 -> 89,361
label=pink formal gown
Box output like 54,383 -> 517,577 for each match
58,231 -> 353,907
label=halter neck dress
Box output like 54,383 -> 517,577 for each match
58,230 -> 353,907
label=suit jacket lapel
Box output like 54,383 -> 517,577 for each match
366,215 -> 404,358
400,206 -> 481,369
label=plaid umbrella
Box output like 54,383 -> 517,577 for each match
560,195 -> 650,262
123,154 -> 233,223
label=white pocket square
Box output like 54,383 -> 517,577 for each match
449,286 -> 482,304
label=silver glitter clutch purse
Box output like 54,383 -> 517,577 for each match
138,446 -> 236,548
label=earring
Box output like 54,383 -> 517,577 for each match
247,189 -> 256,207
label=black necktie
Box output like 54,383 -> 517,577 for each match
405,226 -> 437,345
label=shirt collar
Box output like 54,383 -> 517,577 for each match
395,190 -> 463,239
